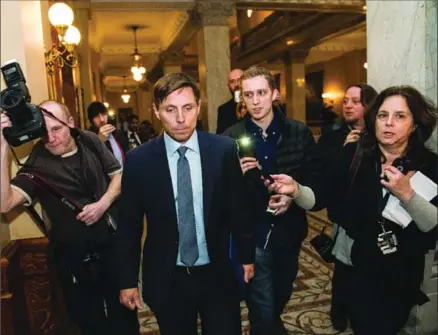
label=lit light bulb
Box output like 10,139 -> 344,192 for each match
103,102 -> 109,108
64,25 -> 81,45
247,9 -> 253,18
139,66 -> 146,74
133,72 -> 143,82
121,93 -> 131,103
364,62 -> 368,69
131,66 -> 138,74
48,3 -> 74,27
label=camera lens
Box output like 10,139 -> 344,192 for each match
1,89 -> 23,109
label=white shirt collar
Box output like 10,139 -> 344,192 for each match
163,130 -> 199,159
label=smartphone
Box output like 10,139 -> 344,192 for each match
236,137 -> 256,158
383,157 -> 414,181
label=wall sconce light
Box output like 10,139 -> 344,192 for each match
295,78 -> 305,88
45,2 -> 81,75
322,92 -> 335,106
247,9 -> 253,18
121,76 -> 131,104
363,62 -> 368,69
103,102 -> 110,108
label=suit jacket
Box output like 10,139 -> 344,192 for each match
216,98 -> 238,134
116,131 -> 254,311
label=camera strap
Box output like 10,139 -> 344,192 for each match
21,172 -> 83,214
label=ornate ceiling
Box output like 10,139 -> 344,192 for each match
87,0 -> 366,91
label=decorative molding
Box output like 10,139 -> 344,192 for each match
161,12 -> 190,50
90,1 -> 196,11
100,43 -> 161,54
191,1 -> 234,26
235,0 -> 365,13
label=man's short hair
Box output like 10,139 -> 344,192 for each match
153,73 -> 200,108
39,100 -> 72,120
240,66 -> 276,91
87,101 -> 107,122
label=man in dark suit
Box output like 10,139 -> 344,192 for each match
216,68 -> 243,134
87,102 -> 130,166
117,72 -> 255,335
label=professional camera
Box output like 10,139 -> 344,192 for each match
1,60 -> 46,146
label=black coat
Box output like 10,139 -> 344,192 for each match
216,98 -> 238,134
223,110 -> 323,248
328,143 -> 437,312
115,132 -> 255,311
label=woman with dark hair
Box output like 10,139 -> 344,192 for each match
324,85 -> 437,334
268,85 -> 436,334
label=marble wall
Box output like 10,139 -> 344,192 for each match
367,0 -> 437,154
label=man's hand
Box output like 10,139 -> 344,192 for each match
268,194 -> 293,216
344,129 -> 362,146
98,124 -> 115,142
76,198 -> 109,225
239,157 -> 260,176
381,166 -> 415,203
0,110 -> 12,150
242,264 -> 254,283
120,288 -> 143,311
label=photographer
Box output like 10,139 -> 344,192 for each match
0,101 -> 139,335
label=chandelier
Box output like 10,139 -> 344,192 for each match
121,76 -> 131,103
129,25 -> 146,82
45,2 -> 81,75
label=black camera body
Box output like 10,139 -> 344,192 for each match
1,61 -> 46,146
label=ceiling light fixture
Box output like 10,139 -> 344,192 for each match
247,9 -> 253,18
129,25 -> 146,82
45,2 -> 81,75
121,76 -> 131,103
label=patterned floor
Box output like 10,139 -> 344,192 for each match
138,210 -> 353,335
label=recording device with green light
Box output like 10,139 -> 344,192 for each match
236,136 -> 275,184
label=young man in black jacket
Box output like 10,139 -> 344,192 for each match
224,66 -> 322,334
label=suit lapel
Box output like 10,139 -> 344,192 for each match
152,136 -> 178,227
198,132 -> 214,227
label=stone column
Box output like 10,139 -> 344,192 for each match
73,2 -> 94,128
367,1 -> 437,333
1,0 -> 50,240
367,0 -> 437,153
194,1 -> 233,132
283,49 -> 308,124
136,89 -> 152,122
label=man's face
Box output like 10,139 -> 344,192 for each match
242,75 -> 278,122
92,113 -> 108,129
342,87 -> 365,126
40,103 -> 75,156
228,69 -> 243,94
154,87 -> 200,143
129,118 -> 139,132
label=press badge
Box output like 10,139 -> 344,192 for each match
377,222 -> 398,255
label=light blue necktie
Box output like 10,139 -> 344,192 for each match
177,146 -> 199,266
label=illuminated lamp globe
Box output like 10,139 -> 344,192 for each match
139,66 -> 146,74
133,72 -> 143,82
64,25 -> 81,45
131,66 -> 138,74
48,3 -> 74,27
